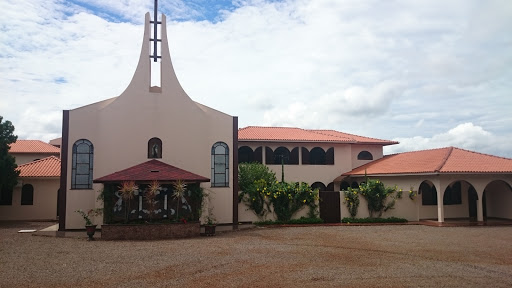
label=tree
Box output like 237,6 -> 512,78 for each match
0,116 -> 19,205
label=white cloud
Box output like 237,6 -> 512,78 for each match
384,123 -> 512,158
0,0 -> 511,160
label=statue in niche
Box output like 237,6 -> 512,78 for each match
152,143 -> 159,158
148,138 -> 162,158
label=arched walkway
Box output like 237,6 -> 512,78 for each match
483,180 -> 512,220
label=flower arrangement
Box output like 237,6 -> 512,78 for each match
75,208 -> 103,226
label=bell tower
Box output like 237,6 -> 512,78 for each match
150,0 -> 161,88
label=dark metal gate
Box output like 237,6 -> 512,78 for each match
319,191 -> 341,223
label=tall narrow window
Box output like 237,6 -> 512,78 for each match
148,137 -> 162,158
21,184 -> 34,205
211,142 -> 229,187
72,139 -> 94,189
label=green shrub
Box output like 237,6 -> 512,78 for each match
239,163 -> 319,221
238,163 -> 276,218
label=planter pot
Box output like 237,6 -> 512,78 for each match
85,224 -> 97,241
204,225 -> 216,236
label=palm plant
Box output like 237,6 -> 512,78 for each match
118,181 -> 138,223
172,180 -> 187,220
145,180 -> 161,222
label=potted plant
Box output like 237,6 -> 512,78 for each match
75,208 -> 102,240
203,210 -> 217,236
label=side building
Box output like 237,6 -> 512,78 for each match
0,140 -> 61,220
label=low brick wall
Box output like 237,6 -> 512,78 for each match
101,222 -> 200,240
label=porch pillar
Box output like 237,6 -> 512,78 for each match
437,187 -> 444,223
476,190 -> 484,222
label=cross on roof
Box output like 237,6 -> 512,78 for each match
150,0 -> 161,62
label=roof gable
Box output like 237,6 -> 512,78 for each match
16,156 -> 61,178
343,147 -> 512,176
94,160 -> 210,183
238,126 -> 397,145
9,140 -> 60,154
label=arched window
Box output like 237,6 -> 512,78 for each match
357,151 -> 373,160
340,181 -> 350,191
311,182 -> 326,191
72,139 -> 94,189
310,147 -> 326,165
351,181 -> 359,189
148,137 -> 162,158
420,181 -> 437,205
443,181 -> 462,205
274,147 -> 291,164
211,142 -> 229,187
21,184 -> 34,205
238,146 -> 254,163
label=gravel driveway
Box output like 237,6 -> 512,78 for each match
1,222 -> 511,287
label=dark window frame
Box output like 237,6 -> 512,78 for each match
238,146 -> 254,163
357,151 -> 373,160
310,147 -> 326,165
71,139 -> 94,189
211,142 -> 229,187
421,182 -> 438,206
21,184 -> 34,205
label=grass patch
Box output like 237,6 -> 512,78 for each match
254,217 -> 324,225
341,217 -> 408,223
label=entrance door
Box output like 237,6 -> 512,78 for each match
319,191 -> 340,223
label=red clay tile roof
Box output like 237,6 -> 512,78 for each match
343,147 -> 512,176
94,160 -> 210,183
239,126 -> 398,145
16,156 -> 61,178
9,140 -> 60,154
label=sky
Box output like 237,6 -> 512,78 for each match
1,0 -> 511,157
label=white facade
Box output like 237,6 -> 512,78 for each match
60,13 -> 237,230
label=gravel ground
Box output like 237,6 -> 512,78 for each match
1,222 -> 512,288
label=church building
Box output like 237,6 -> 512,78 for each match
59,9 -> 238,230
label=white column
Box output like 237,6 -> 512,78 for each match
437,187 -> 444,223
476,190 -> 484,222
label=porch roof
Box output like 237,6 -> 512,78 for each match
339,147 -> 512,178
93,159 -> 210,183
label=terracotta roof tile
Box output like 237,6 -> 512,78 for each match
239,126 -> 397,145
9,140 -> 60,154
16,156 -> 61,178
343,147 -> 512,176
94,160 -> 210,183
